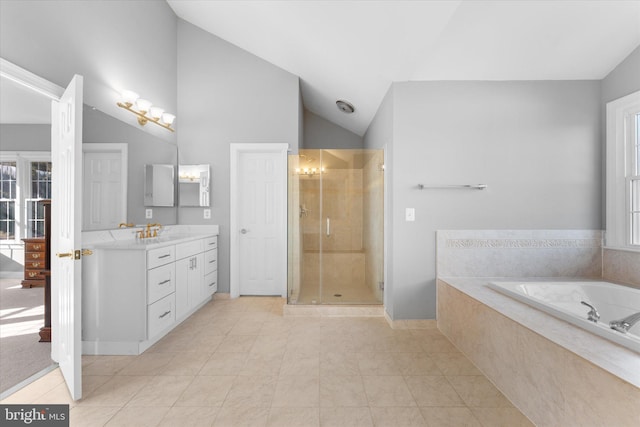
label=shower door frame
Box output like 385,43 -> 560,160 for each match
290,148 -> 385,305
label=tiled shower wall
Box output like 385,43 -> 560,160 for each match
287,157 -> 302,301
363,151 -> 384,301
300,169 -> 365,293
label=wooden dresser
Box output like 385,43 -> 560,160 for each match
22,238 -> 47,288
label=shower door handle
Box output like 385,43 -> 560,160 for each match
326,217 -> 330,237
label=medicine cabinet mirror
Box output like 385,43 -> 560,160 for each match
144,164 -> 175,207
178,164 -> 210,207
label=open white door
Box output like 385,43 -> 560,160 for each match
51,75 -> 83,400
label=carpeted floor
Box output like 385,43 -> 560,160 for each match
0,278 -> 52,394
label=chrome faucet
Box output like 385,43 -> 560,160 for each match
581,301 -> 600,323
610,311 -> 640,333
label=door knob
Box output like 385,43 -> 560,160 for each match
240,228 -> 248,234
56,249 -> 93,259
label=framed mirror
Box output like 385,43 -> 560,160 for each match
178,164 -> 210,206
144,164 -> 175,207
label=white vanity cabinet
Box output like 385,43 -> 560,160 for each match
82,234 -> 218,355
146,247 -> 176,340
203,236 -> 218,296
175,239 -> 204,320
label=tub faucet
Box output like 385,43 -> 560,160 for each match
580,301 -> 600,323
610,311 -> 640,333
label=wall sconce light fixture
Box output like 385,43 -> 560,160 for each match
117,90 -> 176,132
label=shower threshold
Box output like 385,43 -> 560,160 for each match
283,304 -> 384,318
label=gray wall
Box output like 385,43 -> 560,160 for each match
600,45 -> 640,224
176,19 -> 300,293
83,106 -> 178,227
0,114 -> 178,231
303,110 -> 363,149
601,45 -> 640,103
0,124 -> 50,151
363,88 -> 395,317
298,85 -> 304,154
367,80 -> 602,319
0,0 -> 177,143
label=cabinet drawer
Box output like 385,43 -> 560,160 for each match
204,270 -> 217,297
25,260 -> 46,269
147,263 -> 176,304
26,242 -> 45,252
204,249 -> 217,275
203,236 -> 217,250
148,293 -> 175,339
26,251 -> 45,261
175,239 -> 204,260
147,246 -> 175,269
24,269 -> 46,280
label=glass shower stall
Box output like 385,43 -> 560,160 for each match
287,149 -> 384,305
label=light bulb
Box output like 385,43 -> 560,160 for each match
149,107 -> 164,119
136,98 -> 152,113
121,90 -> 139,106
162,113 -> 176,125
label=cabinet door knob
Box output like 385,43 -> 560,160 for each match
240,228 -> 248,234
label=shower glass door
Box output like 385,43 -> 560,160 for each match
288,149 -> 383,305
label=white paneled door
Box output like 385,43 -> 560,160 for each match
51,75 -> 84,400
82,144 -> 127,230
230,144 -> 287,298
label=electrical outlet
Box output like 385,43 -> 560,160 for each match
203,209 -> 211,219
145,209 -> 153,219
406,208 -> 415,222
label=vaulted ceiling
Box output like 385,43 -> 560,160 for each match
168,0 -> 640,136
2,2 -> 639,130
0,76 -> 52,124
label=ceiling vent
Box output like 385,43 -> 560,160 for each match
336,99 -> 355,114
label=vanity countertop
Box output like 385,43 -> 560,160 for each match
86,233 -> 217,250
82,225 -> 220,251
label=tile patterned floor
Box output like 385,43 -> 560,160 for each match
1,296 -> 534,426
